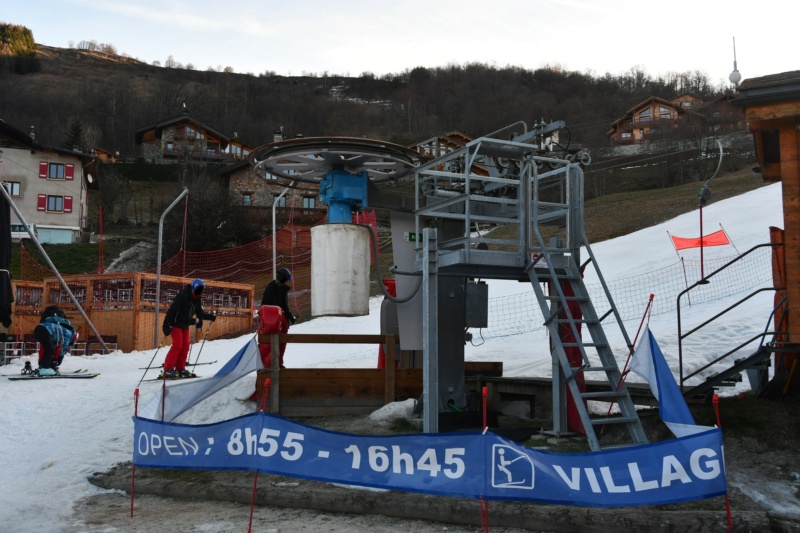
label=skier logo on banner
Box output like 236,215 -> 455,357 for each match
492,444 -> 535,490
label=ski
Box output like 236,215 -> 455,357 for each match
8,372 -> 100,381
139,361 -> 217,370
143,374 -> 201,383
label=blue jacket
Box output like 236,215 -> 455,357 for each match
41,316 -> 77,356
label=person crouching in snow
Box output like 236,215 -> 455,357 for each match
34,306 -> 77,376
161,278 -> 216,379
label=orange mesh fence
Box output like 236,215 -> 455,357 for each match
19,242 -> 55,282
14,211 -> 378,324
146,222 -> 316,319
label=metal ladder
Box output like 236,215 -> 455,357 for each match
526,248 -> 648,451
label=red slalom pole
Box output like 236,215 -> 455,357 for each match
480,386 -> 489,531
131,388 -> 139,517
601,294 -> 654,436
482,386 -> 488,429
713,394 -> 733,532
248,377 -> 271,532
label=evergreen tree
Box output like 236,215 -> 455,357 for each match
63,119 -> 86,152
0,23 -> 40,74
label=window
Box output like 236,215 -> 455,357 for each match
49,163 -> 65,179
638,109 -> 651,122
38,195 -> 73,213
660,113 -> 671,119
166,142 -> 174,152
303,196 -> 316,209
47,196 -> 64,212
273,195 -> 286,207
242,193 -> 252,206
681,102 -> 693,108
39,161 -> 74,180
712,111 -> 720,118
639,108 -> 651,115
186,126 -> 205,140
3,181 -> 20,196
659,106 -> 670,112
621,132 -> 632,139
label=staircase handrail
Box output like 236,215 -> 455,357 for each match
677,242 -> 784,391
580,228 -> 635,351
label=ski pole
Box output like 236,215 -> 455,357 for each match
189,321 -> 213,371
185,324 -> 199,370
136,336 -> 168,387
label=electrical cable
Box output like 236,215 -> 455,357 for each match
363,223 -> 422,304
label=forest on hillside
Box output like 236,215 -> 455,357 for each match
0,24 -> 755,256
0,24 -> 735,157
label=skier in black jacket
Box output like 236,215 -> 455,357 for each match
161,278 -> 216,378
261,267 -> 296,325
259,267 -> 295,368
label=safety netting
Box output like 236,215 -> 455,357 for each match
17,210 -> 381,323
15,218 -> 773,342
485,246 -> 775,339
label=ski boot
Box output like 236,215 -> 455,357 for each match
178,369 -> 196,379
157,369 -> 179,380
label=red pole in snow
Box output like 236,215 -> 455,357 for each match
247,377 -> 271,532
699,204 -> 705,280
131,388 -> 139,517
713,394 -> 733,532
480,386 -> 490,531
482,386 -> 488,429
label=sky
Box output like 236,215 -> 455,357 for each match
0,181 -> 793,532
3,0 -> 796,86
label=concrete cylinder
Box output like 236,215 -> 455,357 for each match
311,224 -> 371,316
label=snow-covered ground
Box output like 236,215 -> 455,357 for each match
0,182 -> 787,532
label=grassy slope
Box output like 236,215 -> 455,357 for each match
583,168 -> 766,244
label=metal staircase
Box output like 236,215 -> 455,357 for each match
527,247 -> 648,451
410,121 -> 647,448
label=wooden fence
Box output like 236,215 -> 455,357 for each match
11,273 -> 254,353
256,332 -> 502,416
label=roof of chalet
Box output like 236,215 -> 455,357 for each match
0,120 -> 95,163
608,95 -> 706,131
672,92 -> 704,101
219,159 -> 318,190
735,71 -> 800,106
134,112 -> 232,147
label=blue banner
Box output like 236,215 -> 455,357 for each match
133,413 -> 726,507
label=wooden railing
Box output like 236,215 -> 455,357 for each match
256,332 -> 503,416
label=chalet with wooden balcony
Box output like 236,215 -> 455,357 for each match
702,93 -> 747,135
608,95 -> 707,144
134,111 -> 252,164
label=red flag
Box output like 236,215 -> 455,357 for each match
671,229 -> 731,251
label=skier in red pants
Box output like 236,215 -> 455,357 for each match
161,278 -> 216,379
